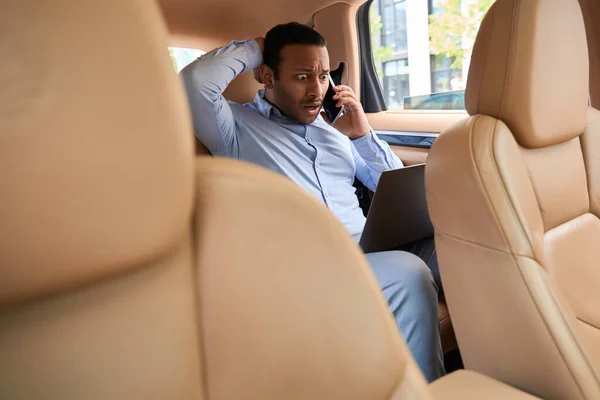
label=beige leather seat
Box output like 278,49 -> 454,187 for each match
426,0 -> 600,398
0,0 -> 538,398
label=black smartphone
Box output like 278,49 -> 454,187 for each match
322,74 -> 344,123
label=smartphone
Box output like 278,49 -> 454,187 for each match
322,74 -> 344,123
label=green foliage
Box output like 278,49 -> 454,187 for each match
168,48 -> 179,72
428,0 -> 495,69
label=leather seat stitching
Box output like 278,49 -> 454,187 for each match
577,316 -> 600,331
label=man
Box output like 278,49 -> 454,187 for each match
181,22 -> 445,381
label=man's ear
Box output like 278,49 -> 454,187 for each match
259,65 -> 275,89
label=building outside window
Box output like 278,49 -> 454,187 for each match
430,55 -> 463,92
374,0 -> 410,108
370,0 -> 495,109
383,59 -> 410,108
381,0 -> 408,53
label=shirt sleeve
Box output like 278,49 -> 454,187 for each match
180,39 -> 262,157
352,131 -> 404,192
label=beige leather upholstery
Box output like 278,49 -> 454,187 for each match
464,0 -> 588,149
438,295 -> 457,354
430,370 -> 538,400
0,0 -> 195,306
426,0 -> 600,399
0,0 -> 539,398
194,158 -> 432,399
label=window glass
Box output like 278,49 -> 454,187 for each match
369,0 -> 495,110
383,59 -> 410,108
431,55 -> 463,92
168,47 -> 205,72
381,0 -> 408,52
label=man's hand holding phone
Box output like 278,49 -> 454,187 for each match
326,75 -> 344,123
321,79 -> 371,141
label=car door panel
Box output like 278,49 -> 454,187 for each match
367,111 -> 466,165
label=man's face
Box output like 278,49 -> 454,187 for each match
270,44 -> 330,124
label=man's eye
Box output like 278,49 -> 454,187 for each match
319,75 -> 328,81
297,74 -> 308,81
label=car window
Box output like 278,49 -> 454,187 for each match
168,47 -> 205,72
369,0 -> 495,110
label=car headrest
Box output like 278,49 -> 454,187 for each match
465,0 -> 589,149
0,0 -> 195,307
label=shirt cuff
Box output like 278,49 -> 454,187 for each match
240,39 -> 263,71
351,130 -> 383,157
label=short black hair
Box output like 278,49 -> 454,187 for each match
264,22 -> 327,79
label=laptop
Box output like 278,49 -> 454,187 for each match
359,163 -> 433,254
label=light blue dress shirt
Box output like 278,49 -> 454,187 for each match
181,39 -> 404,239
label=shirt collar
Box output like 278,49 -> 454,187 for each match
253,89 -> 283,119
